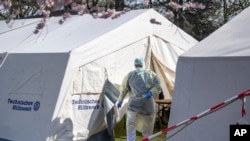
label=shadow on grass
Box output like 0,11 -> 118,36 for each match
114,116 -> 168,141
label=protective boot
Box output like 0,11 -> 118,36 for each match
127,130 -> 136,141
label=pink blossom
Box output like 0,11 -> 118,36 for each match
111,7 -> 130,19
36,0 -> 45,5
58,12 -> 71,24
13,8 -> 20,15
111,13 -> 121,19
1,0 -> 12,9
144,0 -> 149,5
41,10 -> 50,18
196,3 -> 206,10
169,2 -> 182,9
46,0 -> 54,8
165,11 -> 174,20
177,2 -> 206,10
99,9 -> 115,19
123,7 -> 130,12
62,12 -> 71,20
72,4 -> 87,15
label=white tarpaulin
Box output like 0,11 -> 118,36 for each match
168,6 -> 250,141
0,9 -> 197,141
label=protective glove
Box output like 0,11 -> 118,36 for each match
144,91 -> 153,99
117,101 -> 123,109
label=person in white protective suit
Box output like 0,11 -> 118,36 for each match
117,57 -> 162,141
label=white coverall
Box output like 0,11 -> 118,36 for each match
118,68 -> 161,141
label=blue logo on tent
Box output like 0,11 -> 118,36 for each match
33,101 -> 40,111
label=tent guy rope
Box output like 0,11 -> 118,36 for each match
142,89 -> 250,141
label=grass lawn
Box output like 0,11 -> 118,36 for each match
113,116 -> 169,141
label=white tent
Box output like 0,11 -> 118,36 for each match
0,9 -> 197,141
168,7 -> 250,141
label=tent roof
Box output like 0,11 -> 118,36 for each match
0,9 -> 197,53
182,7 -> 250,57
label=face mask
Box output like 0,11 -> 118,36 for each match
135,67 -> 145,81
136,67 -> 143,72
136,67 -> 145,75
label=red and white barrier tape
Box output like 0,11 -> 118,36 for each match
142,89 -> 250,141
241,96 -> 246,117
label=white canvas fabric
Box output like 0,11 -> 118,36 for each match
0,9 -> 197,141
168,6 -> 250,141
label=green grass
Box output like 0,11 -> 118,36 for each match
113,116 -> 168,141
